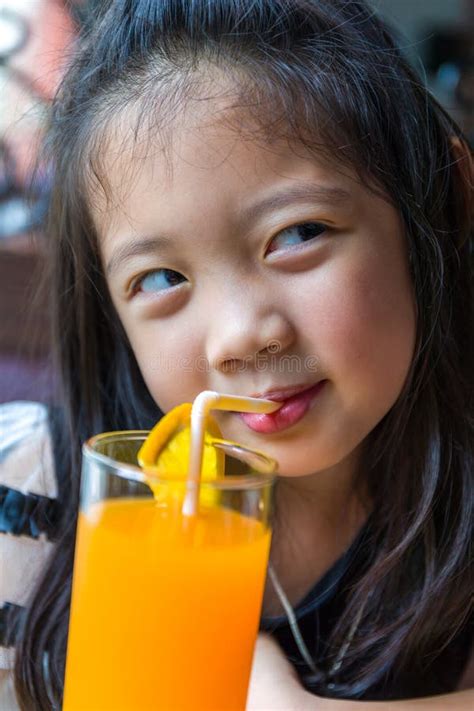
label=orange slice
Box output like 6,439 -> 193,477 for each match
137,403 -> 226,507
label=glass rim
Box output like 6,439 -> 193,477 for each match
83,430 -> 277,490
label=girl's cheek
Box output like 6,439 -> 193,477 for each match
139,361 -> 193,414
132,329 -> 207,413
307,254 -> 416,385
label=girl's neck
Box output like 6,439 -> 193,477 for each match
262,446 -> 370,617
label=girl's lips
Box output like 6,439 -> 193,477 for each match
239,380 -> 327,434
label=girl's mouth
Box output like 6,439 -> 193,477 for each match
238,380 -> 327,434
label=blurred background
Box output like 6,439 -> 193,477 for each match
0,0 -> 473,404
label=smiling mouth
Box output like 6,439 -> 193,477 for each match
240,380 -> 327,434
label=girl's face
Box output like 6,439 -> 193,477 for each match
95,102 -> 416,478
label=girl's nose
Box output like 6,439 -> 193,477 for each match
206,303 -> 296,373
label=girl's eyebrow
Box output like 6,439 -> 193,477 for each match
106,235 -> 173,278
240,182 -> 352,224
105,183 -> 351,278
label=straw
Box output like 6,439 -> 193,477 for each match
182,391 -> 281,516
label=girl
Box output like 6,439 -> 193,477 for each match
1,0 -> 472,709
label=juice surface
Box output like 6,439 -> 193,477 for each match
63,498 -> 271,711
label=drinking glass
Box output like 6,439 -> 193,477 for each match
63,431 -> 276,711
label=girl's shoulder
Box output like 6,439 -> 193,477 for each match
0,401 -> 57,673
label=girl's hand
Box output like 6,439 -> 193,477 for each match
246,633 -> 316,710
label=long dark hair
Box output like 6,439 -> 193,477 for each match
14,1 -> 473,708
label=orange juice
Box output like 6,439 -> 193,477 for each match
63,498 -> 271,711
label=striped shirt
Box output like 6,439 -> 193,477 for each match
0,402 -> 57,710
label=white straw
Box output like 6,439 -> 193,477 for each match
182,391 -> 280,516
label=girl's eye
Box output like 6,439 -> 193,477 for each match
266,222 -> 327,255
133,269 -> 187,295
130,222 -> 327,295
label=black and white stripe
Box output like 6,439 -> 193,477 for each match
0,402 -> 57,678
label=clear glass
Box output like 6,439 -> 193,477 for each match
63,432 -> 276,711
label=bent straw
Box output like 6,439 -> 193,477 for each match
182,391 -> 280,516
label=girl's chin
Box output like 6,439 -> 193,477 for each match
266,442 -> 362,480
269,452 -> 332,478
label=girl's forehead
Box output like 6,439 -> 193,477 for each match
89,97 -> 359,237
